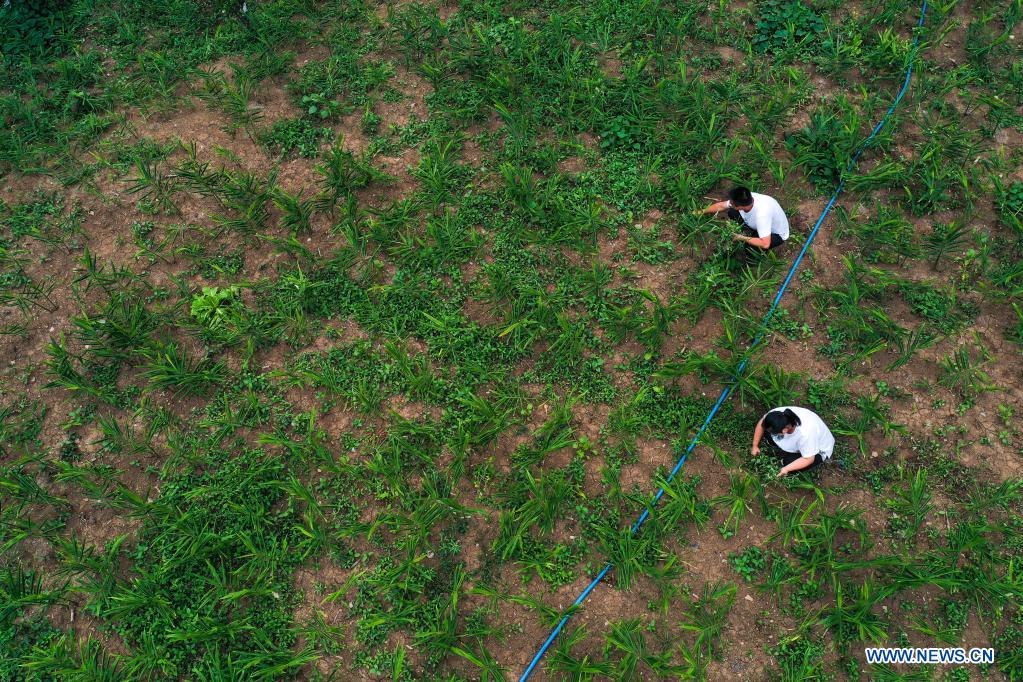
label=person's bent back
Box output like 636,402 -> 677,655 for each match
700,186 -> 790,251
750,406 -> 834,477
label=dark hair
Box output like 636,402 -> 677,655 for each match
763,408 -> 800,435
728,186 -> 754,207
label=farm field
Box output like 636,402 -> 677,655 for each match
2,0 -> 1023,679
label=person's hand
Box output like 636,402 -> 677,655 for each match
777,468 -> 787,478
751,445 -> 760,456
732,233 -> 748,242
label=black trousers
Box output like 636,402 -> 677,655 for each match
727,208 -> 784,250
765,437 -> 823,472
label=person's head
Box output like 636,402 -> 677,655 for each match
763,408 -> 801,436
728,186 -> 754,211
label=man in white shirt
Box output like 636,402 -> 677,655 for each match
750,406 -> 834,477
699,186 -> 790,251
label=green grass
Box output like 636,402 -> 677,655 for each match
1,0 -> 1022,679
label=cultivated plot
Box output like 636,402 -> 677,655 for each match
1,0 -> 1021,680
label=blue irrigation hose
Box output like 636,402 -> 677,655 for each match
518,2 -> 928,678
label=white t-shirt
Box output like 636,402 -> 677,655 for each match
765,406 -> 834,460
737,192 -> 789,241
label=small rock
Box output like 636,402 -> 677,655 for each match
744,594 -> 754,602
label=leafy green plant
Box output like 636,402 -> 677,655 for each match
125,160 -> 178,214
300,92 -> 340,120
713,471 -> 763,539
315,137 -> 394,211
770,636 -> 828,682
605,618 -> 685,678
939,341 -> 996,398
898,281 -> 975,335
786,106 -> 861,191
361,106 -> 382,134
195,70 -> 265,138
729,546 -> 767,581
922,222 -> 969,270
819,580 -> 890,648
886,326 -> 938,371
598,526 -> 661,591
679,581 -> 736,673
22,635 -> 127,681
549,626 -> 612,679
1009,303 -> 1023,347
599,114 -> 646,152
141,341 -> 227,396
996,179 -> 1023,232
273,187 -> 316,234
837,205 -> 918,265
753,0 -> 825,54
258,117 -> 332,158
0,0 -> 70,57
190,286 -> 247,344
833,393 -> 904,457
452,642 -> 507,680
884,468 -> 933,541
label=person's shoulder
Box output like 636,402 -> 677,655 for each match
791,405 -> 819,421
800,409 -> 826,430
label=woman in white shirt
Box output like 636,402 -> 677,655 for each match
750,406 -> 835,477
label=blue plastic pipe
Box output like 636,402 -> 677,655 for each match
518,2 -> 929,678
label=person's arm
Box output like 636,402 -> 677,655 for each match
751,417 -> 765,455
778,455 -> 815,477
733,216 -> 772,248
698,199 -> 731,215
733,232 -> 771,249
